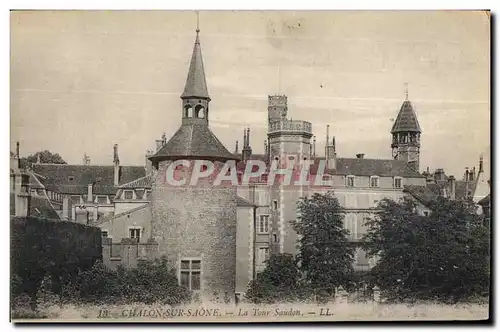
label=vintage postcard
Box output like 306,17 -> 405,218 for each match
10,10 -> 490,323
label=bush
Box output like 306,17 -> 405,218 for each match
245,254 -> 314,303
60,256 -> 191,306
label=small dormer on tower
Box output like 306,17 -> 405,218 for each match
391,84 -> 422,172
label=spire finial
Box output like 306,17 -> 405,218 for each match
196,10 -> 200,34
404,82 -> 409,101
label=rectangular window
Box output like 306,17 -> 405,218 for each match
257,247 -> 269,266
257,215 -> 270,234
180,259 -> 202,291
272,233 -> 278,243
424,211 -> 429,217
394,177 -> 402,189
129,228 -> 141,242
357,249 -> 369,266
273,200 -> 278,211
144,190 -> 151,200
124,190 -> 134,200
370,177 -> 379,188
346,176 -> 355,187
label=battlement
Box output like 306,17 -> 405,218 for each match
268,95 -> 288,107
269,119 -> 312,135
102,237 -> 159,269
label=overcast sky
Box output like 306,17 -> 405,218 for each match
10,10 -> 490,178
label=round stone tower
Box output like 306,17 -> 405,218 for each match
149,28 -> 239,303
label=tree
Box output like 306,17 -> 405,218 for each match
245,254 -> 311,303
363,197 -> 490,303
20,150 -> 67,168
291,191 -> 355,300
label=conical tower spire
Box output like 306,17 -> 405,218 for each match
149,22 -> 237,165
181,17 -> 210,100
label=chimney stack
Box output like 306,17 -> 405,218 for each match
113,144 -> 120,186
356,153 -> 365,159
62,195 -> 70,220
87,183 -> 93,203
312,136 -> 316,159
448,175 -> 456,200
145,149 -> 154,175
479,155 -> 484,173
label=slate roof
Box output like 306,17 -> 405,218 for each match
478,194 -> 490,206
181,32 -> 210,99
149,124 -> 237,162
403,185 -> 439,205
30,196 -> 61,220
119,174 -> 153,189
391,100 -> 422,133
334,158 -> 423,177
10,193 -> 60,220
32,164 -> 146,195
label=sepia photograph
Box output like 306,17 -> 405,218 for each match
9,10 -> 491,323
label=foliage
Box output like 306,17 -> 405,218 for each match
62,257 -> 191,306
10,217 -> 102,300
19,150 -> 67,168
245,254 -> 313,303
362,197 -> 490,303
291,191 -> 355,299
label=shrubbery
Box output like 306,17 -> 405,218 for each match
11,256 -> 191,319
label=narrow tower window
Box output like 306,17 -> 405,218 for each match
195,105 -> 205,118
184,105 -> 193,118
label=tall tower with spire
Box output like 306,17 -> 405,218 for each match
391,85 -> 422,172
149,22 -> 238,303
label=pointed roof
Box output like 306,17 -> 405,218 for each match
181,32 -> 210,99
150,124 -> 237,162
391,100 -> 422,133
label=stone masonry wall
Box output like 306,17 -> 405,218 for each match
151,160 -> 237,303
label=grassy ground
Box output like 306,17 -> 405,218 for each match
12,301 -> 489,322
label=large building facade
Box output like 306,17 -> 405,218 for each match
21,27 -> 488,302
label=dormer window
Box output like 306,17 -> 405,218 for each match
370,176 -> 380,188
346,175 -> 355,187
394,177 -> 403,189
123,190 -> 134,200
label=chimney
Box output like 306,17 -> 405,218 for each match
87,183 -> 93,202
113,144 -> 120,186
155,140 -> 163,152
479,155 -> 484,173
62,196 -> 70,220
325,125 -> 330,158
312,136 -> 316,158
235,140 -> 239,154
356,153 -> 365,159
14,172 -> 30,217
145,149 -> 154,175
448,175 -> 456,200
242,128 -> 252,162
93,204 -> 98,222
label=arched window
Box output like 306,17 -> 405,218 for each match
195,105 -> 205,119
184,105 -> 193,118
